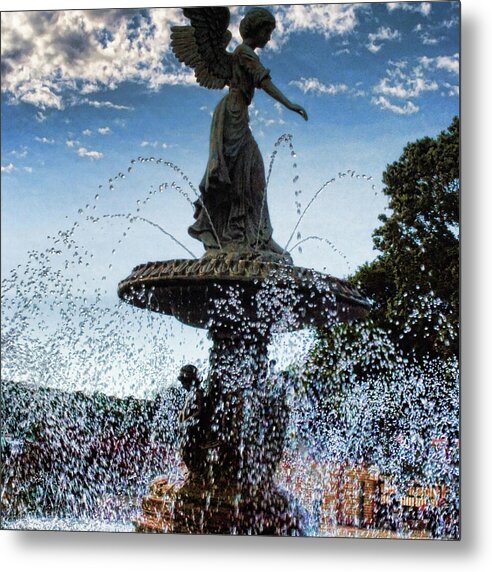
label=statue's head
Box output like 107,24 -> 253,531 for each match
239,8 -> 276,44
178,364 -> 201,391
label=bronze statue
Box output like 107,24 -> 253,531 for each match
177,364 -> 207,476
171,7 -> 307,263
121,6 -> 370,535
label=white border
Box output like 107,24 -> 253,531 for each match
2,1 -> 491,570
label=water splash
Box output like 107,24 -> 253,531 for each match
86,213 -> 197,259
287,236 -> 353,274
255,133 -> 298,250
145,159 -> 222,250
283,167 -> 378,255
1,153 -> 458,537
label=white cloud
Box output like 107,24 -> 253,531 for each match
420,2 -> 432,17
435,54 -> 459,75
371,57 -> 452,114
387,3 -> 432,17
80,98 -> 134,111
140,139 -> 173,149
367,27 -> 401,53
267,4 -> 361,50
290,76 -> 365,99
1,6 -> 365,108
82,129 -> 92,136
10,146 -> 28,158
23,166 -> 33,173
289,77 -> 348,96
374,61 -> 438,99
272,102 -> 286,124
419,54 -> 459,78
97,127 -> 111,135
248,101 -> 285,131
371,96 -> 419,115
441,17 -> 459,29
374,54 -> 459,109
35,111 -> 48,123
19,83 -> 64,110
77,147 -> 103,160
1,162 -> 15,173
1,9 -> 193,109
443,83 -> 459,97
34,136 -> 55,144
65,139 -> 78,147
351,88 -> 366,98
278,4 -> 359,36
421,33 -> 441,46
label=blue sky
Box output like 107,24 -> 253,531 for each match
1,1 -> 460,393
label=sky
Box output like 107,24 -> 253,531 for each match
7,5 -> 492,570
1,1 -> 460,394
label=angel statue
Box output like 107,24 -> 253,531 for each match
171,7 -> 308,264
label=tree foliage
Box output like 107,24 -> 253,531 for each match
300,118 -> 460,479
353,116 -> 459,359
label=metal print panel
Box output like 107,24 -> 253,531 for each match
1,1 -> 460,538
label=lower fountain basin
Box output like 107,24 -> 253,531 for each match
117,254 -> 370,330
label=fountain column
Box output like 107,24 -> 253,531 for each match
118,255 -> 370,534
170,299 -> 302,534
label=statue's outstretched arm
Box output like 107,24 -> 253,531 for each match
261,78 -> 308,121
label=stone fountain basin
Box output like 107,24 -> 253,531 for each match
118,256 -> 370,331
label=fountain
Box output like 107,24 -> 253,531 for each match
117,6 -> 370,535
1,7 -> 459,539
118,251 -> 369,534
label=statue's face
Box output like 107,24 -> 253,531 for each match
182,380 -> 192,391
179,374 -> 193,391
254,24 -> 273,49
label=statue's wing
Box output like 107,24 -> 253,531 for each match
171,7 -> 233,90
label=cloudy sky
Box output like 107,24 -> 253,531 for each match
1,1 -> 460,390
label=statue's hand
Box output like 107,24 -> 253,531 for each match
290,103 -> 308,121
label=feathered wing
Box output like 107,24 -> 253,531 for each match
171,7 -> 233,90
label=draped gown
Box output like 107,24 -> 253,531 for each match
189,44 -> 286,260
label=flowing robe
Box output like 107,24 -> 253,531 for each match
189,44 -> 282,255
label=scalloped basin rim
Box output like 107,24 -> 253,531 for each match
117,257 -> 370,330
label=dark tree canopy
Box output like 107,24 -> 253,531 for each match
353,116 -> 459,359
299,119 -> 460,479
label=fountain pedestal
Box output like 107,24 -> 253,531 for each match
172,320 -> 301,535
118,254 -> 369,534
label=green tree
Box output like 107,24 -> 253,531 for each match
353,116 -> 459,359
297,119 -> 460,490
301,117 -> 460,457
